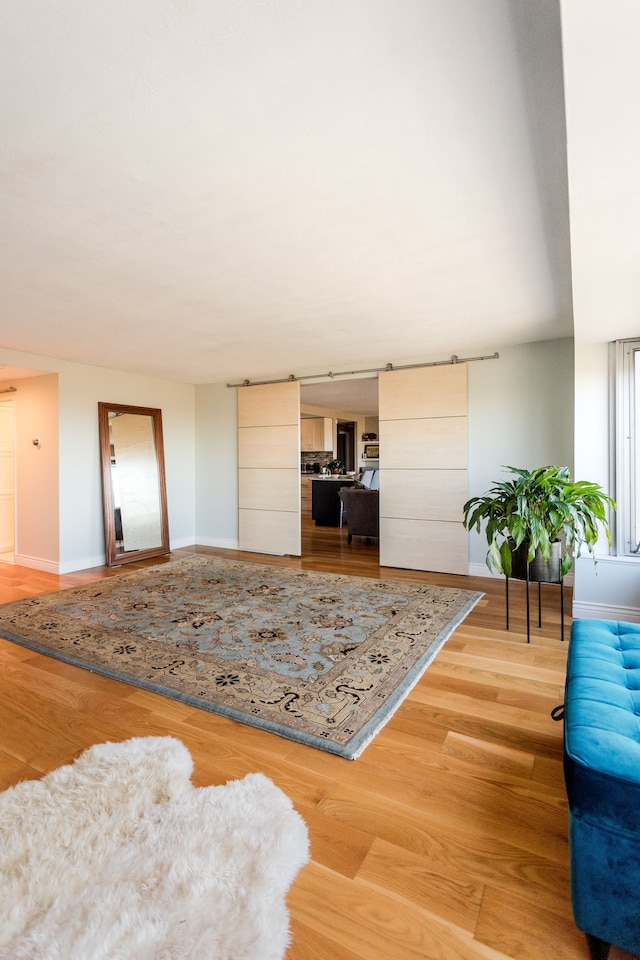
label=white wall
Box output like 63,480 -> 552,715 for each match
561,3 -> 640,620
0,347 -> 196,573
466,338 -> 574,572
0,398 -> 16,556
467,337 -> 639,620
13,375 -> 59,569
58,361 -> 196,571
195,383 -> 238,549
465,335 -> 638,618
571,339 -> 640,620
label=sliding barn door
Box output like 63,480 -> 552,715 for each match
238,381 -> 301,556
379,364 -> 468,574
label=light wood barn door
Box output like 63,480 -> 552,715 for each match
238,381 -> 301,556
378,364 -> 468,574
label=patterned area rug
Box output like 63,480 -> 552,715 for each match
0,556 -> 482,759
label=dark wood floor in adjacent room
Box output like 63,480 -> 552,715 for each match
0,519 -> 635,960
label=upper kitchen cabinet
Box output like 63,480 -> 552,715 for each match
300,417 -> 333,452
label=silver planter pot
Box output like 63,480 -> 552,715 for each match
509,539 -> 562,583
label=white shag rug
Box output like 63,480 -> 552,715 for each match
0,737 -> 309,960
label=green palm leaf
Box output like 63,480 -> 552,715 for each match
462,465 -> 615,577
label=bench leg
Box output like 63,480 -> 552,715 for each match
586,933 -> 610,960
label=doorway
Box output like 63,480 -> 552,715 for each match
337,420 -> 356,472
298,377 -> 379,562
0,399 -> 15,563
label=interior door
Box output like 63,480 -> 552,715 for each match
378,364 -> 468,574
237,381 -> 301,556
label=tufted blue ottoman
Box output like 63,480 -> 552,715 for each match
563,619 -> 640,960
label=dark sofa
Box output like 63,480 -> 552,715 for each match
338,487 -> 379,543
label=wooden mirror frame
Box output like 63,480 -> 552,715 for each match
98,402 -> 170,567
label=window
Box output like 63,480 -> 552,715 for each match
615,338 -> 640,556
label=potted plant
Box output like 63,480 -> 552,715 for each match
327,458 -> 344,475
462,465 -> 615,580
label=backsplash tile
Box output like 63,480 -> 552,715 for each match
300,451 -> 332,472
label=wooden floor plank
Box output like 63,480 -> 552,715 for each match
0,749 -> 41,791
475,884 -> 586,960
440,730 -> 535,779
293,800 -> 374,879
289,862 -> 508,960
356,837 -> 485,933
317,778 -> 569,874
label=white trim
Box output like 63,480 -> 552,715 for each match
58,540 -> 197,573
572,600 -> 640,624
614,338 -> 640,557
168,536 -> 196,550
195,537 -> 240,551
15,553 -> 62,574
22,541 -> 240,574
58,555 -> 107,574
468,561 -> 575,586
468,561 -> 501,579
581,553 -> 640,567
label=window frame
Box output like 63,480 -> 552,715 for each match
615,338 -> 640,558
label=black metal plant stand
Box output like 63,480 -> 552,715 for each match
505,566 -> 565,643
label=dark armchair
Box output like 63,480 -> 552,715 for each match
338,488 -> 379,544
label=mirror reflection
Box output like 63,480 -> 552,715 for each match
98,403 -> 170,566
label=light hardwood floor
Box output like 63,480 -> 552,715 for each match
0,522 -> 636,960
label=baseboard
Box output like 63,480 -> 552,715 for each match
169,536 -> 198,550
571,600 -> 640,623
195,537 -> 240,551
15,553 -> 63,574
60,544 -> 200,573
25,542 -> 239,575
470,562 -> 640,622
468,562 -> 501,579
57,554 -> 108,574
468,562 -> 575,587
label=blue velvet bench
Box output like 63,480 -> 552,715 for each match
563,619 -> 640,959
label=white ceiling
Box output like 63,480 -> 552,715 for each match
0,365 -> 48,381
300,376 -> 380,417
0,1 -> 576,386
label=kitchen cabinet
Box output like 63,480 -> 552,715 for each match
300,417 -> 333,452
300,476 -> 312,515
311,477 -> 354,526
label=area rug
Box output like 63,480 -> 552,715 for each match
0,736 -> 309,960
0,555 -> 482,759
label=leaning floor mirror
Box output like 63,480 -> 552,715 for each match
98,402 -> 170,567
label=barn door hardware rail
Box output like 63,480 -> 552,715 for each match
227,352 -> 499,388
